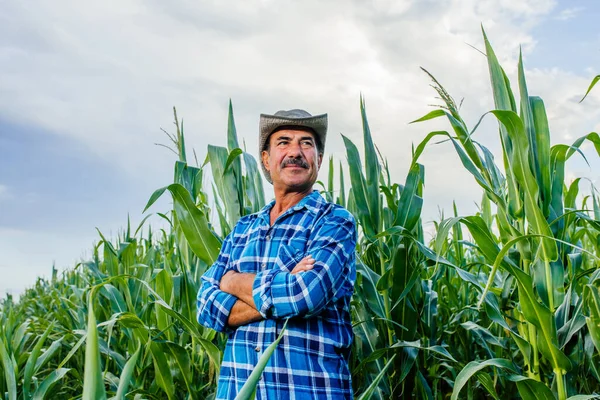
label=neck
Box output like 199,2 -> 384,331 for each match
270,186 -> 313,223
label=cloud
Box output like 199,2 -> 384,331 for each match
555,7 -> 584,21
2,0 -> 599,294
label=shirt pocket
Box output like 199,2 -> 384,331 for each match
275,244 -> 303,272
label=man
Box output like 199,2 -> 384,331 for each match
197,109 -> 357,399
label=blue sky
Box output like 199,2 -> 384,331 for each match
530,0 -> 599,74
1,0 -> 599,296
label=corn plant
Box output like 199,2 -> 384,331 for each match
407,29 -> 600,399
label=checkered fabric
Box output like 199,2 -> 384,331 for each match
197,190 -> 357,399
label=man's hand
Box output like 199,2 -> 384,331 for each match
291,255 -> 315,274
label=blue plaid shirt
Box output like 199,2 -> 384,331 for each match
197,190 -> 356,399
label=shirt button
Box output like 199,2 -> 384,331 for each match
255,346 -> 260,352
266,235 -> 271,240
261,263 -> 266,268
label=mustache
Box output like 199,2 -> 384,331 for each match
281,158 -> 309,169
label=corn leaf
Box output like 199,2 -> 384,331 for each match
451,358 -> 515,400
360,96 -> 382,235
579,75 -> 600,102
114,343 -> 140,399
490,110 -> 557,262
0,337 -> 17,400
150,341 -> 175,400
31,368 -> 71,400
509,375 -> 555,400
235,320 -> 289,400
82,293 -> 107,400
167,183 -> 221,265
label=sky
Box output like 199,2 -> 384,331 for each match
1,0 -> 599,297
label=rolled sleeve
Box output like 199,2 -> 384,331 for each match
252,213 -> 356,319
252,268 -> 281,318
196,235 -> 238,332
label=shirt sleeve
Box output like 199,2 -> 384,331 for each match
252,211 -> 357,319
196,233 -> 238,332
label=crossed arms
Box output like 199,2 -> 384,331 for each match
196,214 -> 356,332
220,256 -> 315,327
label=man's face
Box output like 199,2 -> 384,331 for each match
262,128 -> 323,191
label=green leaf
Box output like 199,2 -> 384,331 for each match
226,102 -> 245,217
143,186 -> 168,214
23,322 -> 55,399
394,163 -> 423,231
509,375 -> 554,400
31,368 -> 71,400
356,354 -> 397,400
243,152 -> 265,212
161,342 -> 196,399
342,134 -> 376,238
360,96 -> 382,234
490,110 -> 557,262
389,339 -> 456,362
410,109 -> 446,124
166,183 -> 221,265
585,284 -> 600,355
115,344 -> 141,399
579,75 -> 600,102
476,372 -> 500,400
483,28 -> 522,220
133,278 -> 222,373
0,337 -> 17,400
150,341 -> 175,400
530,96 -> 552,217
451,358 -> 516,400
208,145 -> 242,228
227,99 -> 240,150
517,49 -> 542,213
235,320 -> 289,400
82,292 -> 107,400
174,161 -> 201,200
480,235 -> 571,371
411,131 -> 503,207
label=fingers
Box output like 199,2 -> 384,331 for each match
301,255 -> 315,264
290,255 -> 315,274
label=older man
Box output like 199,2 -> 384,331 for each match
197,109 -> 357,399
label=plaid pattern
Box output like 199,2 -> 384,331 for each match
197,190 -> 356,399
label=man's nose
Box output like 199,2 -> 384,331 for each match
287,141 -> 303,156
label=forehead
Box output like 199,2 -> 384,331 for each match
269,128 -> 316,142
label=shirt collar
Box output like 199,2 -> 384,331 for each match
258,190 -> 324,224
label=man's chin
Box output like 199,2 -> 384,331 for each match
277,177 -> 315,191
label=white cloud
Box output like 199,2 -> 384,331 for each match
555,7 -> 584,20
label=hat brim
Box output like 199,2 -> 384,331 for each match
258,113 -> 327,184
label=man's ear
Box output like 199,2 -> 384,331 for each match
261,150 -> 270,171
318,153 -> 323,169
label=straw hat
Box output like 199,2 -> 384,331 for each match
259,109 -> 328,183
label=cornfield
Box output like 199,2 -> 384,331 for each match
1,29 -> 599,400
